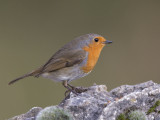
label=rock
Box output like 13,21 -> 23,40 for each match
8,81 -> 160,120
59,85 -> 113,120
8,107 -> 42,120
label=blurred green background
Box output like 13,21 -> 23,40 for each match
0,0 -> 160,119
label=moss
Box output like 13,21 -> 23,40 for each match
147,100 -> 160,115
116,113 -> 126,120
36,106 -> 73,120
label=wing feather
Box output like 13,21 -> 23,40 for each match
35,50 -> 86,76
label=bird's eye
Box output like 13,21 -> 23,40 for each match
94,38 -> 99,42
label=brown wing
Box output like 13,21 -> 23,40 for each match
34,50 -> 86,76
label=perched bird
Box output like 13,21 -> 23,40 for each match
9,33 -> 112,93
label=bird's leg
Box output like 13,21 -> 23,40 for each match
64,89 -> 70,97
67,83 -> 76,90
62,81 -> 78,95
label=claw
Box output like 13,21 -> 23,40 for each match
68,83 -> 88,93
74,87 -> 88,93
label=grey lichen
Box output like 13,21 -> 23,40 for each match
116,110 -> 147,120
128,110 -> 147,120
36,106 -> 73,120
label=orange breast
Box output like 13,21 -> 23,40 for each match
82,44 -> 104,73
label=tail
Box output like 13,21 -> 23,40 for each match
8,70 -> 40,85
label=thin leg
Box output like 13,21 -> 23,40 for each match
68,83 -> 76,90
64,89 -> 70,97
62,81 -> 78,95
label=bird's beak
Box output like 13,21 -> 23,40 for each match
103,40 -> 112,44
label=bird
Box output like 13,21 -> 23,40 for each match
9,33 -> 112,94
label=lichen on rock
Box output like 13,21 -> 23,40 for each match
36,106 -> 72,120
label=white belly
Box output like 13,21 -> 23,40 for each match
41,64 -> 89,82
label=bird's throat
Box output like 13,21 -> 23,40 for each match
82,45 -> 104,73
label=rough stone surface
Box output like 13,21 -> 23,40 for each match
8,107 -> 42,120
8,81 -> 160,120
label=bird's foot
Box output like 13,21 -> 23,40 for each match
64,86 -> 88,97
73,87 -> 88,93
63,81 -> 88,96
68,84 -> 88,93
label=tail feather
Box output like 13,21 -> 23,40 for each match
9,71 -> 35,85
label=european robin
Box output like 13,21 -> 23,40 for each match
9,33 -> 112,93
